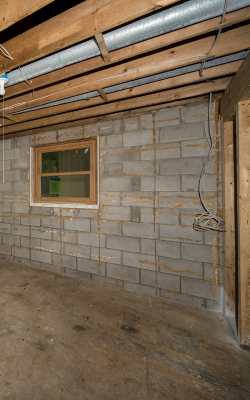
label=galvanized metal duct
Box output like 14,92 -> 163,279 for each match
12,50 -> 249,115
6,0 -> 250,87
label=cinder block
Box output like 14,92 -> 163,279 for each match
158,191 -> 200,208
204,263 -> 223,283
181,139 -> 211,158
123,222 -> 158,238
13,224 -> 30,236
91,219 -> 122,235
64,218 -> 90,232
15,136 -> 30,148
12,203 -> 29,214
31,227 -> 51,239
181,276 -> 215,300
99,120 -> 114,135
4,170 -> 21,181
12,246 -> 30,259
91,274 -> 123,288
160,224 -> 203,243
64,269 -> 91,281
159,257 -> 203,279
0,138 -> 11,150
0,160 -> 11,171
52,230 -> 76,243
21,215 -> 40,226
160,121 -> 204,143
131,206 -> 140,222
100,205 -> 131,221
121,192 -> 155,208
102,149 -> 130,163
3,233 -> 20,246
77,209 -> 99,218
123,251 -> 156,270
160,157 -> 203,176
0,222 -> 11,234
78,232 -> 105,247
102,177 -> 131,192
0,182 -> 11,191
83,123 -> 100,136
64,242 -> 90,259
52,253 -> 76,269
41,217 -> 61,229
141,270 -> 180,291
141,238 -> 180,258
140,207 -> 179,224
161,290 -> 205,308
40,263 -> 63,275
106,163 -> 123,176
182,174 -> 221,192
181,243 -> 214,263
106,263 -> 139,283
11,180 -> 29,192
123,130 -> 155,147
123,161 -> 155,176
107,235 -> 140,252
1,148 -> 20,160
123,116 -> 140,132
181,104 -> 208,123
40,239 -> 61,253
141,176 -> 180,192
77,258 -> 105,275
31,207 -> 52,216
11,158 -> 29,170
203,230 -> 222,246
31,249 -> 52,264
205,297 -> 222,311
180,207 -> 204,226
155,109 -> 180,127
131,177 -> 141,191
21,236 -> 40,248
141,142 -> 180,161
140,114 -> 154,130
3,215 -> 20,224
124,281 -> 157,297
91,247 -> 121,265
99,192 -> 121,206
0,243 -> 12,255
107,134 -> 123,149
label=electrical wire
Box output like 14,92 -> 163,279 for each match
199,0 -> 229,77
18,67 -> 31,85
0,44 -> 13,60
193,93 -> 225,232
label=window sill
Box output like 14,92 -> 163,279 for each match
29,200 -> 99,209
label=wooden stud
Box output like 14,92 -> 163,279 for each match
222,120 -> 236,318
236,100 -> 250,348
95,34 -> 110,63
98,88 -> 108,102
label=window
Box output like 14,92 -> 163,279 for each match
32,139 -> 98,206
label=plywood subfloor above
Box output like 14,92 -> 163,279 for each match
0,260 -> 250,400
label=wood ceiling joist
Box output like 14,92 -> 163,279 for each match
3,61 -> 240,126
220,52 -> 250,121
3,24 -> 250,115
0,0 -> 55,33
4,6 -> 250,99
1,77 -> 231,135
0,0 -> 180,75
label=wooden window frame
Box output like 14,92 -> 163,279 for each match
33,139 -> 97,205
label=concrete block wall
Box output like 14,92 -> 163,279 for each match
0,103 -> 223,311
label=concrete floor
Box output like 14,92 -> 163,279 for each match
0,261 -> 249,400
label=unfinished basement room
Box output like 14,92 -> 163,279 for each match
0,0 -> 250,398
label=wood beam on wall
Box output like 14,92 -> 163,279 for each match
220,52 -> 250,122
236,100 -> 250,348
4,7 -> 250,100
0,0 -> 180,75
222,120 -> 236,318
0,0 -> 55,33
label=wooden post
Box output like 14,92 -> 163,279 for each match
222,120 -> 236,318
236,100 -> 250,347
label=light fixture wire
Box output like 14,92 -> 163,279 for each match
193,93 -> 225,232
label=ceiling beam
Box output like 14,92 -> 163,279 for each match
0,0 -> 55,33
1,77 -> 230,135
4,6 -> 250,99
220,52 -> 250,122
0,0 -> 180,75
4,61 -> 239,126
4,25 -> 250,114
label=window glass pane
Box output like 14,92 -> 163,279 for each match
41,175 -> 90,198
42,147 -> 90,173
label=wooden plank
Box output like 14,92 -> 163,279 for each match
0,114 -> 19,122
4,7 -> 250,99
98,88 -> 108,102
1,77 -> 230,135
0,0 -> 55,33
4,25 -> 250,114
4,61 -> 239,126
222,120 -> 236,318
221,52 -> 250,122
236,100 -> 250,347
0,0 -> 180,75
2,93 -> 222,139
95,34 -> 110,63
